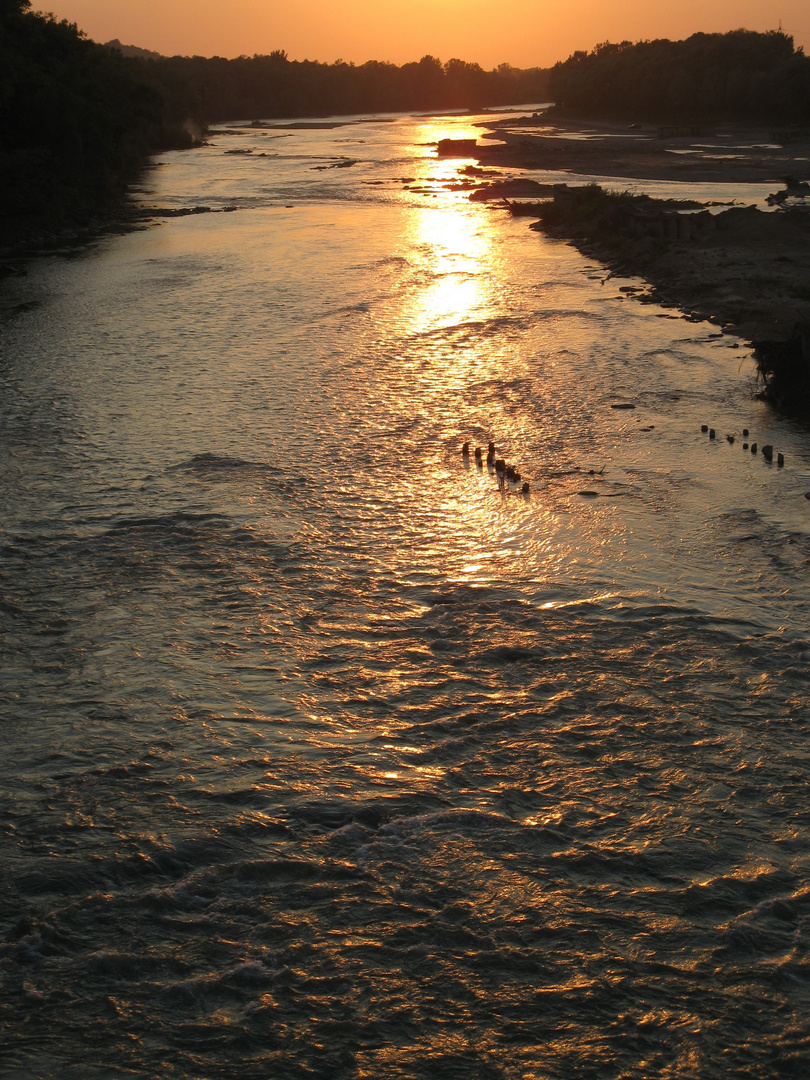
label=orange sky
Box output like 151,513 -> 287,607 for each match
39,1 -> 809,68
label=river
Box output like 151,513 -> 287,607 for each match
1,109 -> 809,1079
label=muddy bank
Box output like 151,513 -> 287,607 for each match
528,188 -> 810,336
509,183 -> 810,412
454,116 -> 810,413
473,116 -> 810,184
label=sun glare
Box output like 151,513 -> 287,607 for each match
405,123 -> 494,339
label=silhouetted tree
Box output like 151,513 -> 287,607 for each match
132,50 -> 550,123
548,30 -> 810,122
1,2 -> 176,244
1,1 -> 551,246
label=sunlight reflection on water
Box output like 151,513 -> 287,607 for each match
1,108 -> 809,1080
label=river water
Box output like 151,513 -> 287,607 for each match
1,110 -> 809,1079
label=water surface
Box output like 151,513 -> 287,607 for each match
1,111 -> 809,1079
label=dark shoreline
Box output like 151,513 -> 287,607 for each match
0,200 -> 238,277
473,114 -> 810,184
465,118 -> 810,414
531,208 -> 810,414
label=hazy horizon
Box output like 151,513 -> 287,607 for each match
38,0 -> 810,69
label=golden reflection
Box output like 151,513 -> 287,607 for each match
405,121 -> 495,340
361,121 -> 577,593
411,120 -> 482,157
408,204 -> 489,337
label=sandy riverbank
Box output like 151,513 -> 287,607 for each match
464,117 -> 810,411
528,193 -> 810,343
474,115 -> 810,184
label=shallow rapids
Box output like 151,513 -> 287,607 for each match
1,110 -> 809,1079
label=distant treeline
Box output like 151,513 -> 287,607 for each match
0,0 -> 193,246
1,0 -> 549,248
131,51 -> 550,123
548,30 -> 810,122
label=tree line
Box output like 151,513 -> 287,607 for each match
0,1 -> 549,247
548,30 -> 810,122
132,51 -> 550,123
8,3 -> 808,252
0,0 -> 194,245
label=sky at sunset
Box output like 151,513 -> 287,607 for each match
39,1 -> 810,69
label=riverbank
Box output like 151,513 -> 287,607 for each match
533,187 -> 810,410
467,117 -> 810,413
0,200 -> 238,280
474,115 -> 810,183
522,186 -> 810,339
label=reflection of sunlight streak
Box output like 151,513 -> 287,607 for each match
410,203 -> 491,336
383,120 -> 564,591
413,120 -> 481,156
407,482 -> 567,587
404,121 -> 497,339
415,216 -> 488,330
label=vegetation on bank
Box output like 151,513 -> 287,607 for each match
130,51 -> 550,124
530,183 -> 658,244
548,30 -> 810,122
528,184 -> 810,416
0,0 -> 196,247
754,333 -> 810,413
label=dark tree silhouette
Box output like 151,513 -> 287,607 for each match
130,50 -> 549,125
1,2 -> 179,245
1,2 -> 550,248
548,30 -> 810,122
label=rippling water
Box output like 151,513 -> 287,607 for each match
2,111 -> 810,1079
